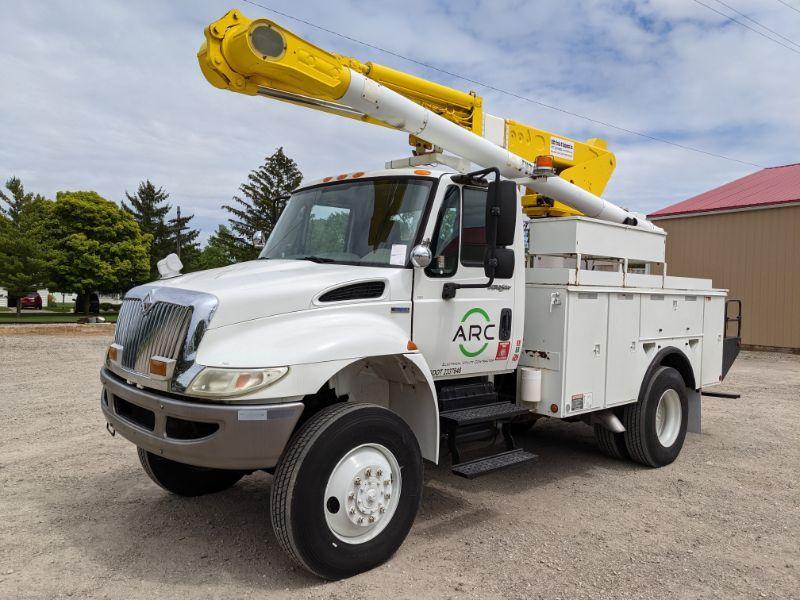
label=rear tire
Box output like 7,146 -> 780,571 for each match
137,448 -> 245,497
593,423 -> 628,460
270,403 -> 423,580
623,366 -> 688,467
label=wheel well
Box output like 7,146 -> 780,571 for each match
294,355 -> 439,463
642,347 -> 696,395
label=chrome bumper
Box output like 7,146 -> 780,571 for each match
100,368 -> 304,470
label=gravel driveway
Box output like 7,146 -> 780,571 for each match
1,331 -> 797,599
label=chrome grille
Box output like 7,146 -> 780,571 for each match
114,298 -> 193,374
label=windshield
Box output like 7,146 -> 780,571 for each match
260,177 -> 433,267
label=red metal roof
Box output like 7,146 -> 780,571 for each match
649,163 -> 800,218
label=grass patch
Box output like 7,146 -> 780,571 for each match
0,313 -> 118,324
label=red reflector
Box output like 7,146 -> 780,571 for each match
336,174 -> 348,180
323,176 -> 333,182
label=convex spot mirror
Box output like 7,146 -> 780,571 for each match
252,231 -> 266,249
410,244 -> 432,268
485,247 -> 515,279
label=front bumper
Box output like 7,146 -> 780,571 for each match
100,368 -> 304,470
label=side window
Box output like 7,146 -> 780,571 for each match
461,187 -> 488,267
425,186 -> 460,278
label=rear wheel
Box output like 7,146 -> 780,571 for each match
623,366 -> 688,467
270,403 -> 423,580
593,423 -> 628,460
137,448 -> 245,497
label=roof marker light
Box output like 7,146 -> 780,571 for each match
414,169 -> 431,176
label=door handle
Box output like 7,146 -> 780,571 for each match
499,308 -> 512,341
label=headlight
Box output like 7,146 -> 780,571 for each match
187,366 -> 288,398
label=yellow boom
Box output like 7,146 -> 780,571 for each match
198,9 -> 618,218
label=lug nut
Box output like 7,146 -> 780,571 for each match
354,477 -> 361,486
365,468 -> 371,477
349,507 -> 355,515
376,469 -> 382,477
379,506 -> 385,513
383,479 -> 390,486
357,517 -> 364,524
348,491 -> 355,499
384,493 -> 391,500
368,516 -> 375,523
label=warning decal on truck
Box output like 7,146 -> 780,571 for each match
550,136 -> 575,161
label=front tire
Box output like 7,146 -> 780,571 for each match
137,448 -> 245,497
623,366 -> 688,467
270,403 -> 423,580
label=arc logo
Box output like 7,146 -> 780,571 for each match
453,307 -> 496,357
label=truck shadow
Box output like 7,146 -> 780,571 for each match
50,419 -> 637,590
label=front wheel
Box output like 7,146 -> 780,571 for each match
137,448 -> 245,497
270,403 -> 423,580
623,366 -> 688,467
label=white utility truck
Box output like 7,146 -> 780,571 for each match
100,10 -> 741,579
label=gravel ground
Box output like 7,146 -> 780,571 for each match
1,331 -> 797,599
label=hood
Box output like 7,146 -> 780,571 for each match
149,259 -> 409,328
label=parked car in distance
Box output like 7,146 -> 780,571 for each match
19,292 -> 43,310
74,291 -> 100,314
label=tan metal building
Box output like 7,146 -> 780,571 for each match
649,163 -> 800,351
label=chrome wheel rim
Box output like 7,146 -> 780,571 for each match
655,389 -> 682,447
323,443 -> 401,544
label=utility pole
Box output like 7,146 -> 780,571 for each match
175,206 -> 182,258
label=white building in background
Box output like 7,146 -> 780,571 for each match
0,287 -> 7,308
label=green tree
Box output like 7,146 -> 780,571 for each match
0,197 -> 50,317
45,191 -> 151,313
223,147 -> 302,262
197,225 -> 239,270
0,176 -> 46,225
123,180 -> 201,279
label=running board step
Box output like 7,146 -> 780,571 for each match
440,402 -> 531,427
451,449 -> 537,479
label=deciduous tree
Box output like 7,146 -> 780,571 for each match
46,191 -> 151,313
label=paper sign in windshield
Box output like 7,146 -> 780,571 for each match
390,244 -> 407,266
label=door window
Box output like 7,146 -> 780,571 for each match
426,186 -> 461,278
460,187 -> 488,267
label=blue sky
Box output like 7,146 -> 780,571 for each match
1,0 -> 798,243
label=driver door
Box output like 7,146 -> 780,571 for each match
412,180 -> 523,378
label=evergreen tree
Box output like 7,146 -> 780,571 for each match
0,176 -> 46,225
197,225 -> 239,270
0,195 -> 50,318
123,180 -> 200,279
223,147 -> 302,262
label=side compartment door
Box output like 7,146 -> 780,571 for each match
412,183 -> 523,378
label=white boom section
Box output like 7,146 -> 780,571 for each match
340,70 -> 662,232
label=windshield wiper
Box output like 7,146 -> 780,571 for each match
298,255 -> 335,263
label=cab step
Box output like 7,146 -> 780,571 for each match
437,381 -> 498,413
440,402 -> 531,427
451,448 -> 537,479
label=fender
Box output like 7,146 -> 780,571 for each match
639,346 -> 697,399
195,308 -> 440,462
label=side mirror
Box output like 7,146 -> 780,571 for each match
486,180 -> 517,247
252,231 -> 266,249
410,243 -> 432,268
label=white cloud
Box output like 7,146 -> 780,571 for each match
1,0 -> 797,239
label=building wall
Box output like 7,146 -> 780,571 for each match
653,205 -> 800,349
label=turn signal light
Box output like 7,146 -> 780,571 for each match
107,346 -> 118,362
149,358 -> 169,377
407,340 -> 418,351
414,169 -> 431,176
